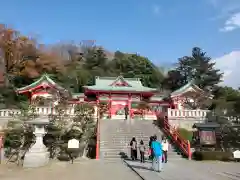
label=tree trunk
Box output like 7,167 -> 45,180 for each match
81,141 -> 88,159
17,136 -> 25,166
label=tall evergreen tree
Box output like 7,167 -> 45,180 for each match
163,47 -> 223,91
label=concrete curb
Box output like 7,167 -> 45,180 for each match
123,160 -> 145,180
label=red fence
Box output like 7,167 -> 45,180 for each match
162,117 -> 191,160
95,117 -> 100,159
0,135 -> 3,163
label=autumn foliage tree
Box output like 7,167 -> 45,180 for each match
0,24 -> 64,81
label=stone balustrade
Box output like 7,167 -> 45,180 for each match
34,106 -> 75,115
167,108 -> 210,130
0,106 -> 76,117
167,108 -> 210,119
0,107 -> 210,122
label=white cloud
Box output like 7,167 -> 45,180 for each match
207,0 -> 240,31
220,12 -> 240,32
214,51 -> 240,88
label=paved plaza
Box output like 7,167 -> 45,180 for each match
0,159 -> 140,180
1,158 -> 240,180
125,159 -> 240,180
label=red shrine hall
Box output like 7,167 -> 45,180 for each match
16,74 -> 209,120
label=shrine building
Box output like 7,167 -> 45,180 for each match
16,74 -> 211,123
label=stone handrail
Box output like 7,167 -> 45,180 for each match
0,107 -> 75,117
168,108 -> 210,119
0,107 -> 210,120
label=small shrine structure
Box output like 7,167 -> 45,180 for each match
192,123 -> 220,150
171,80 -> 212,110
16,74 -> 69,106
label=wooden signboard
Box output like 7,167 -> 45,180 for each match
233,150 -> 240,159
68,138 -> 79,149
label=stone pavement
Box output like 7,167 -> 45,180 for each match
124,159 -> 240,180
0,159 -> 141,180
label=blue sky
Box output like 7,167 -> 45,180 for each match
1,0 -> 240,87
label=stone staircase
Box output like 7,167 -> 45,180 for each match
99,119 -> 182,160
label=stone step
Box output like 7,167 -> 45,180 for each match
100,148 -> 180,155
101,155 -> 123,159
101,152 -> 128,157
101,134 -> 161,137
99,120 -> 173,160
102,153 -> 182,160
101,136 -> 151,139
100,138 -> 154,142
100,144 -> 129,147
100,139 -> 151,143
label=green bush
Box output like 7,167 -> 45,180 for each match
177,128 -> 193,141
193,151 -> 233,161
57,152 -> 70,161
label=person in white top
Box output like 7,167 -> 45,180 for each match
162,138 -> 169,163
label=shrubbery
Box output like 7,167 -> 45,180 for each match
193,151 -> 233,161
177,128 -> 193,141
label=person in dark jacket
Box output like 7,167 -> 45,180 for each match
149,136 -> 154,160
130,137 -> 137,160
124,106 -> 129,120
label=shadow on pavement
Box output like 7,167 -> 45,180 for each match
119,152 -> 128,159
130,164 -> 154,171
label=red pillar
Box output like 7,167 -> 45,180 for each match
96,93 -> 100,160
187,140 -> 192,160
29,91 -> 32,104
109,94 -> 112,119
128,93 -> 131,119
0,135 -> 3,164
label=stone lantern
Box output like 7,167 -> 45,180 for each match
23,116 -> 50,168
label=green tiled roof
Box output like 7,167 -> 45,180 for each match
150,94 -> 165,101
17,74 -> 63,92
171,80 -> 204,97
84,76 -> 157,92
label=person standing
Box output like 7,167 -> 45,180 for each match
130,137 -> 137,160
151,135 -> 163,172
139,140 -> 145,163
162,138 -> 169,163
124,105 -> 129,120
148,136 -> 153,160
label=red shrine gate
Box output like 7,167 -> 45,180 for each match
83,76 -> 170,119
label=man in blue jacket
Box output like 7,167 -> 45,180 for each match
151,135 -> 163,172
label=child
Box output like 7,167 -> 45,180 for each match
139,140 -> 145,163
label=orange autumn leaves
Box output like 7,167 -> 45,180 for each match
0,24 -> 64,78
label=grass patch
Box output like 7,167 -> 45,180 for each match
177,128 -> 193,142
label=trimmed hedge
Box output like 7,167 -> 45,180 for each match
57,152 -> 71,161
193,151 -> 233,161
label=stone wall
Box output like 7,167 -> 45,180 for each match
168,117 -> 207,131
167,109 -> 210,131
